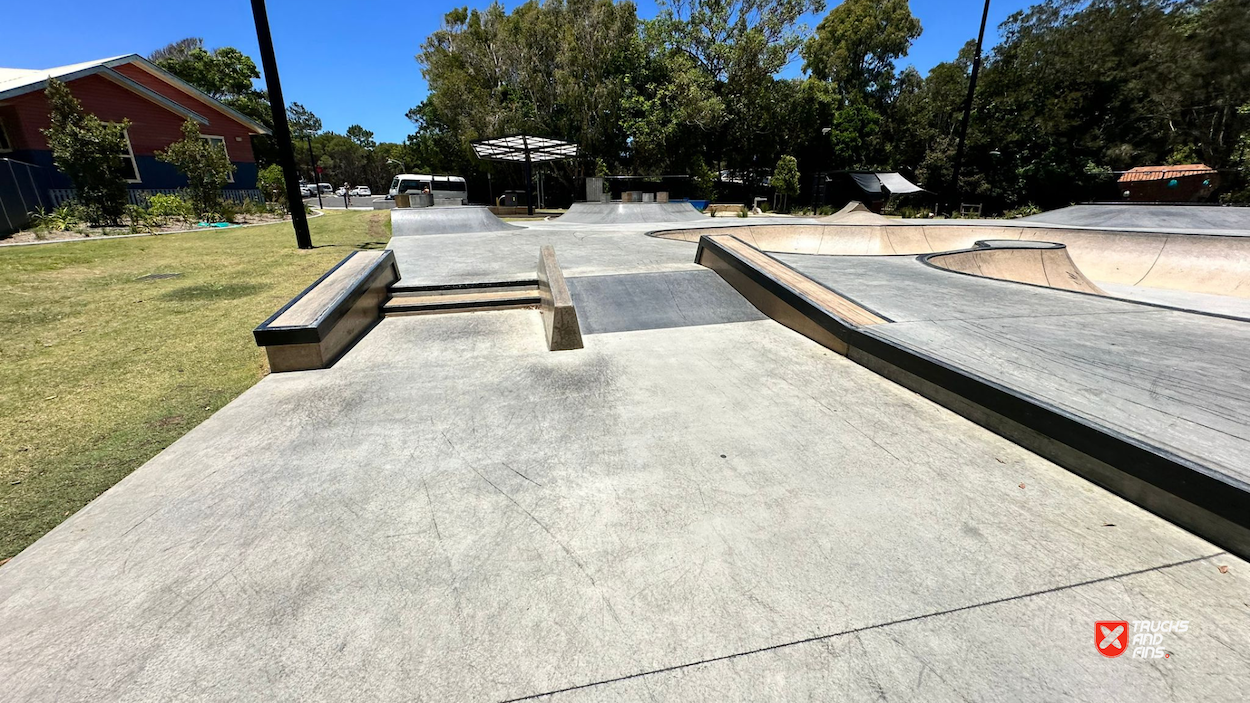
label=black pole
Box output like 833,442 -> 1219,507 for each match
523,136 -> 534,216
950,0 -> 991,217
305,134 -> 322,209
250,0 -> 312,248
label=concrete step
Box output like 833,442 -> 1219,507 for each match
382,287 -> 541,316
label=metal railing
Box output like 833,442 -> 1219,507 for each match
0,158 -> 46,235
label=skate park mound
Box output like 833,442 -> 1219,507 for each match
557,201 -> 707,224
391,206 -> 521,236
1019,204 -> 1250,233
652,221 -> 1250,298
923,240 -> 1106,295
818,201 -> 893,225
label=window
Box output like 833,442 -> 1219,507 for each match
0,118 -> 12,152
201,135 -> 233,183
117,128 -> 140,182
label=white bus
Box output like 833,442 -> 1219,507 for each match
388,174 -> 468,205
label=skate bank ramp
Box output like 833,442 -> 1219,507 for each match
557,201 -> 706,224
391,206 -> 521,236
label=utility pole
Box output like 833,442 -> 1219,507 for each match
250,0 -> 312,248
950,0 -> 992,217
305,134 -> 323,209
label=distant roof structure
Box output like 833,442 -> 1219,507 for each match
838,171 -> 926,196
0,54 -> 270,134
471,135 -> 579,163
1119,164 -> 1216,183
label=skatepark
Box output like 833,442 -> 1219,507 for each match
1,200 -> 1248,700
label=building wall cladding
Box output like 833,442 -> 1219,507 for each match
3,71 -> 259,190
111,63 -> 257,164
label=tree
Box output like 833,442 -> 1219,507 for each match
346,125 -> 376,150
157,120 -> 235,216
802,0 -> 921,100
257,164 -> 287,211
40,78 -> 132,225
772,154 -> 799,211
288,102 -> 322,137
148,37 -> 204,64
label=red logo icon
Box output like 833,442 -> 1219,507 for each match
1097,621 -> 1129,657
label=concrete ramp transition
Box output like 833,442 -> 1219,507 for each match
817,201 -> 893,225
391,206 -> 521,236
653,222 -> 1250,298
923,240 -> 1106,295
557,201 -> 706,224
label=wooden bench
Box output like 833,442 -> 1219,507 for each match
253,250 -> 399,372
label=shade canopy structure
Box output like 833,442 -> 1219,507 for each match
471,135 -> 580,215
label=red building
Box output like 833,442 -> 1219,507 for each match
1118,164 -> 1220,202
0,54 -> 270,232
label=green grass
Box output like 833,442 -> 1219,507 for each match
0,210 -> 390,561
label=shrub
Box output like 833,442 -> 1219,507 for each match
145,193 -> 196,224
29,202 -> 84,233
125,204 -> 158,233
216,201 -> 240,223
1003,203 -> 1042,219
157,120 -> 235,215
256,164 -> 287,211
40,79 -> 131,225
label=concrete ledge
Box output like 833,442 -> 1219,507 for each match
253,250 -> 399,372
695,234 -> 1250,559
537,245 -> 583,351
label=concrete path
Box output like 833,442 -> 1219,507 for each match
1,217 -> 1247,701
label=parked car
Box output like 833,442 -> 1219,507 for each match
350,186 -> 372,197
298,185 -> 313,198
335,187 -> 347,197
316,183 -> 333,194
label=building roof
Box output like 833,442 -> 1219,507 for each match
1118,164 -> 1216,183
0,54 -> 270,135
838,171 -> 926,195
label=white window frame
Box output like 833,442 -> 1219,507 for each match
201,135 -> 233,183
118,127 -> 140,183
0,117 -> 12,153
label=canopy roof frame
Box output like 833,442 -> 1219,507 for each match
471,135 -> 580,214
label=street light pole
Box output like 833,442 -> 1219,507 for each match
250,0 -> 312,248
305,134 -> 322,209
950,0 -> 992,217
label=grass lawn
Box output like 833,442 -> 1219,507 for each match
0,209 -> 390,561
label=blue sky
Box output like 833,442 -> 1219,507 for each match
1,0 -> 1033,143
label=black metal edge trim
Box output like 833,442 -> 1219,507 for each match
389,279 -> 540,293
385,297 -> 541,312
696,235 -> 1250,532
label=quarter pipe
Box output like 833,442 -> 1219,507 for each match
390,206 -> 520,236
